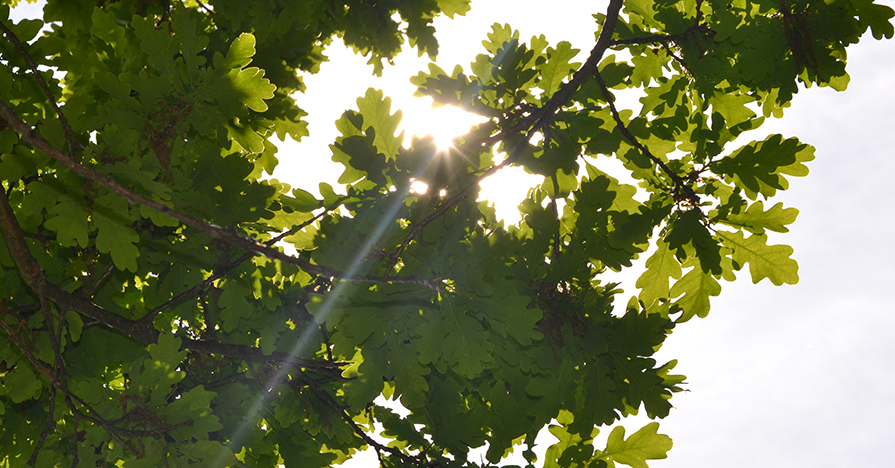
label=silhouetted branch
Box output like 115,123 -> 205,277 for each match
388,0 -> 626,271
0,188 -> 347,376
139,208 -> 333,326
593,71 -> 699,205
27,387 -> 57,467
0,99 -> 443,291
0,19 -> 83,154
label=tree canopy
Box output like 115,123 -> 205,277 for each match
0,0 -> 892,467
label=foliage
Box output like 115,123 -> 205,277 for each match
0,0 -> 891,467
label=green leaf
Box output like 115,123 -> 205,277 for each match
93,195 -> 140,272
468,284 -> 542,345
716,201 -> 799,234
355,88 -> 404,160
220,33 -> 256,70
537,41 -> 580,97
231,67 -> 277,112
171,7 -> 209,79
670,267 -> 722,322
149,333 -> 187,368
481,23 -> 519,56
66,310 -> 84,342
319,182 -> 342,207
636,240 -> 681,307
44,193 -> 89,248
283,188 -> 321,212
599,423 -> 673,468
217,280 -> 254,332
665,210 -> 722,275
719,230 -> 799,285
710,92 -> 756,127
437,0 -> 471,18
543,417 -> 597,468
436,296 -> 492,379
630,49 -> 667,87
4,364 -> 43,403
712,135 -> 815,199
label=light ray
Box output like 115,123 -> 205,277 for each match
220,154 -> 443,463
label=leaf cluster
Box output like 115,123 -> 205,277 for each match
0,0 -> 891,467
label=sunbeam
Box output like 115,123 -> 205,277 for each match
220,154 -> 445,463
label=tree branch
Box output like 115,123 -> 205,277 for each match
0,308 -> 143,458
70,412 -> 80,468
0,98 -> 442,291
610,24 -> 708,47
297,371 -> 421,467
0,188 -> 345,375
593,71 -> 700,205
0,19 -> 83,155
27,387 -> 57,467
610,0 -> 708,47
388,0 -> 626,271
138,208 -> 332,327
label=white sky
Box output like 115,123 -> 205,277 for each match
9,1 -> 895,467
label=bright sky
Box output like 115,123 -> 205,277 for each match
9,1 -> 895,467
282,1 -> 614,226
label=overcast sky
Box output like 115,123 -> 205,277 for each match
9,1 -> 894,466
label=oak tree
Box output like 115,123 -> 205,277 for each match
0,0 -> 892,467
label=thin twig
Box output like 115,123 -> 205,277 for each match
610,24 -> 707,46
86,263 -> 115,298
387,0 -> 626,272
194,0 -> 215,17
593,70 -> 699,205
550,174 -> 562,262
661,42 -> 692,75
27,387 -> 57,467
0,99 -> 443,291
62,394 -> 143,457
0,188 -> 346,374
0,19 -> 83,154
298,370 -> 420,466
70,412 -> 80,468
139,208 -> 331,326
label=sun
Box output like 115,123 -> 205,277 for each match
398,97 -> 487,152
395,98 -> 544,225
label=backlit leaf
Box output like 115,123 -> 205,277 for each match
599,423 -> 673,468
719,230 -> 800,285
